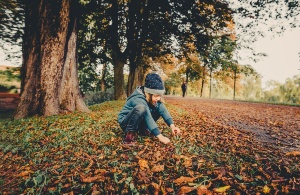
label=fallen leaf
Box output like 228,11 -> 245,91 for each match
81,175 -> 105,183
286,151 -> 300,156
17,171 -> 34,177
177,186 -> 196,194
174,176 -> 197,185
151,182 -> 160,195
197,185 -> 212,195
138,159 -> 149,170
213,186 -> 230,193
262,185 -> 271,194
151,165 -> 164,172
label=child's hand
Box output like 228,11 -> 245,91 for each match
170,124 -> 181,135
157,134 -> 170,144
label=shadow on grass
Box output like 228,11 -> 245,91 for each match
0,110 -> 15,121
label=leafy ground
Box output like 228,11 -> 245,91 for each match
0,98 -> 299,194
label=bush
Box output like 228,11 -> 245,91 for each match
83,89 -> 114,106
0,84 -> 16,92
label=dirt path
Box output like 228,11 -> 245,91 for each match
165,96 -> 300,152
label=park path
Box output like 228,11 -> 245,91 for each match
165,96 -> 300,152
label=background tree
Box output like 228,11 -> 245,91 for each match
0,0 -> 24,63
14,0 -> 89,119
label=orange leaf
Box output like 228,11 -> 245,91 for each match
81,175 -> 105,183
151,182 -> 160,195
177,186 -> 196,195
138,159 -> 149,170
17,170 -> 34,177
151,165 -> 164,172
196,185 -> 212,195
262,185 -> 271,194
174,176 -> 197,185
286,151 -> 300,156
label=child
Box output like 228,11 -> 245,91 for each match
118,72 -> 181,145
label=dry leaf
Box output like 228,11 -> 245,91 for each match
17,170 -> 34,177
151,182 -> 160,195
138,159 -> 149,170
177,186 -> 196,195
213,185 -> 230,193
262,185 -> 271,194
151,165 -> 164,172
196,185 -> 212,195
174,176 -> 197,185
286,151 -> 300,156
81,175 -> 105,183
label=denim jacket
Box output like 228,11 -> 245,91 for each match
117,87 -> 174,136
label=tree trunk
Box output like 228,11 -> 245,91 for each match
233,70 -> 237,100
185,68 -> 189,97
127,65 -> 146,96
200,65 -> 207,97
209,69 -> 212,98
14,0 -> 89,119
101,63 -> 107,92
113,57 -> 126,100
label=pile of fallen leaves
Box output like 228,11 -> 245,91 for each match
0,100 -> 299,194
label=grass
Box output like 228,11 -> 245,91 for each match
0,100 -> 299,194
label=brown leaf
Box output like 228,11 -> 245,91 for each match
286,151 -> 300,156
151,165 -> 164,172
151,182 -> 160,195
81,175 -> 105,183
174,176 -> 197,185
196,185 -> 212,195
177,186 -> 196,195
17,170 -> 34,177
138,159 -> 149,170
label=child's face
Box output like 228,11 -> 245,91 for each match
151,94 -> 161,105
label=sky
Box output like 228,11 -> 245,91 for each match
243,28 -> 300,86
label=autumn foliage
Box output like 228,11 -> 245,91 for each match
0,98 -> 299,194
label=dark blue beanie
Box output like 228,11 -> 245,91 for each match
144,72 -> 165,95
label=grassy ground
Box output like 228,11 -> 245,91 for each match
0,100 -> 299,194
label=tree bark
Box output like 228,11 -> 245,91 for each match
233,70 -> 237,100
200,65 -> 207,97
113,57 -> 126,100
127,65 -> 146,96
209,69 -> 212,98
101,63 -> 107,92
14,0 -> 90,119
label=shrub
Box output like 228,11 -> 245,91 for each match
83,89 -> 114,106
0,84 -> 16,92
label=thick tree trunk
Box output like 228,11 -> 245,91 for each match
127,65 -> 145,96
14,0 -> 89,119
113,58 -> 126,100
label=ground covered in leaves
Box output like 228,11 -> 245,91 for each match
0,98 -> 299,194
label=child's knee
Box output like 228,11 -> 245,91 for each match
135,104 -> 147,114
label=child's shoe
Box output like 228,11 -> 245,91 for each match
123,131 -> 137,146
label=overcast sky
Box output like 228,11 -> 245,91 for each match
241,28 -> 300,86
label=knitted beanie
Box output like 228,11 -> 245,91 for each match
144,72 -> 165,95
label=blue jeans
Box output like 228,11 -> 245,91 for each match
120,104 -> 147,133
